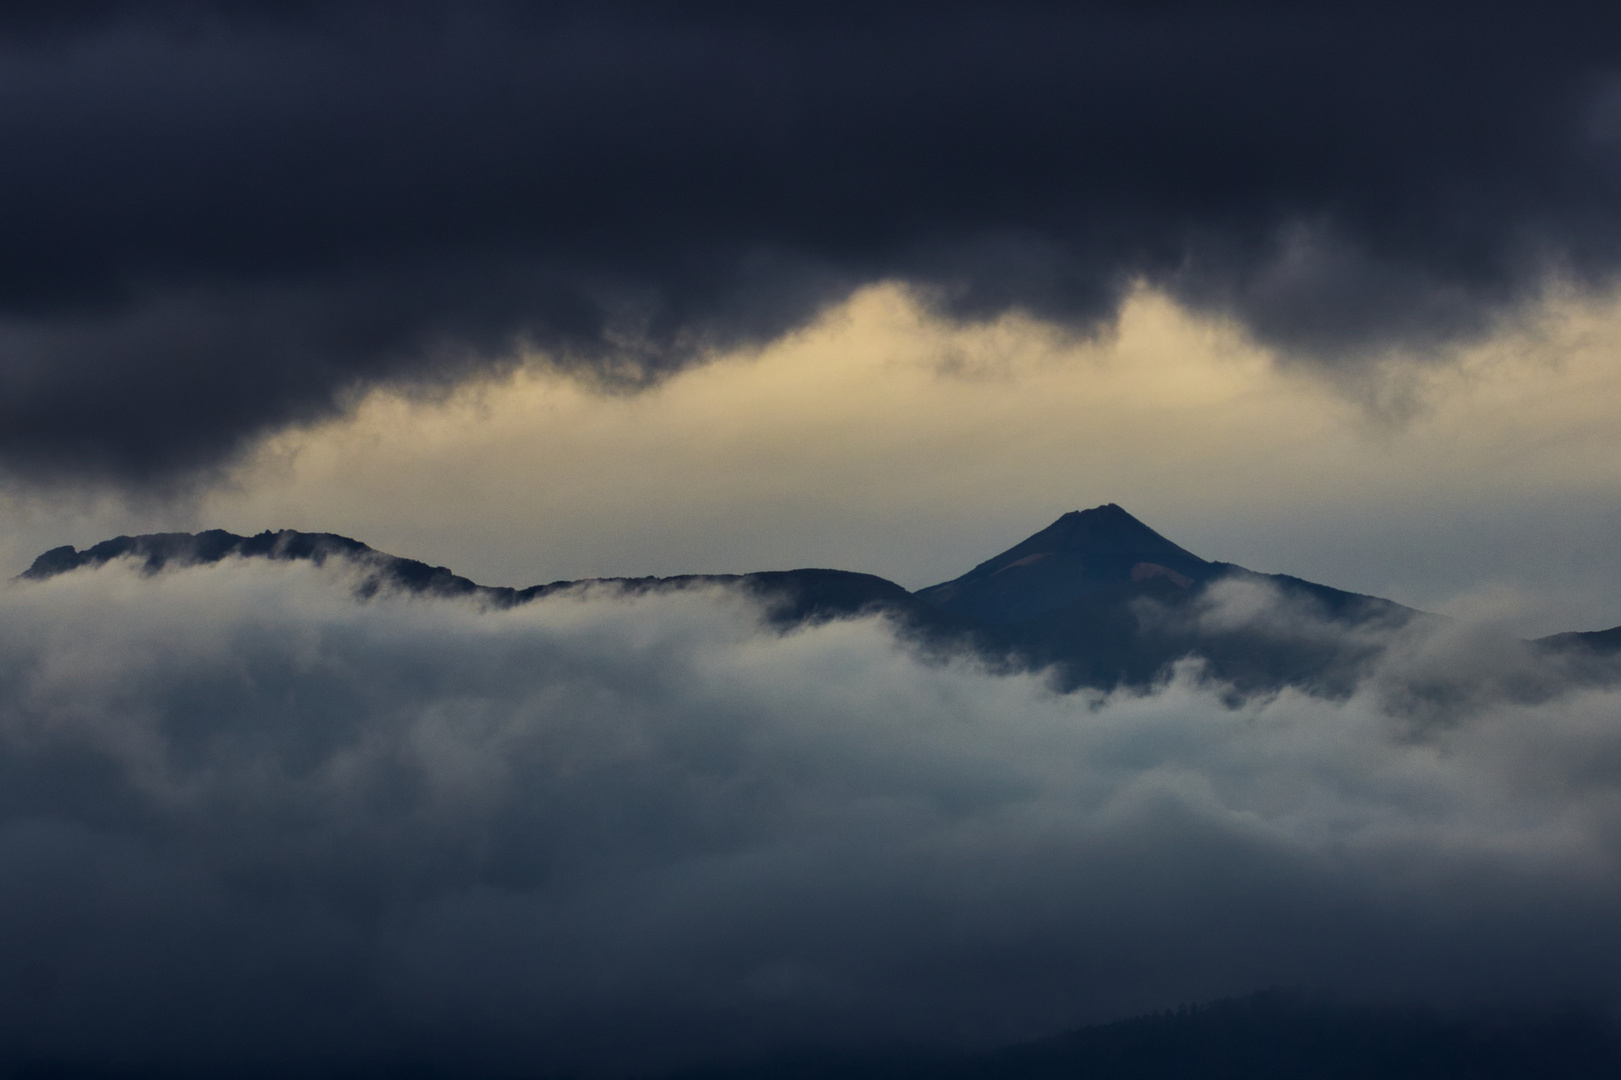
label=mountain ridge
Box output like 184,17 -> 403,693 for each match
19,527 -> 985,654
18,506 -> 1621,694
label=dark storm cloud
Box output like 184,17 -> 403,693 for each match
4,556 -> 1621,1076
3,0 -> 1621,481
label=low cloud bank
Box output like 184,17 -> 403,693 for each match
1,559 -> 1620,1075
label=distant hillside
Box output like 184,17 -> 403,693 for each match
667,992 -> 1621,1080
1536,625 -> 1621,655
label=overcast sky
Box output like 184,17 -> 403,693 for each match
11,6 -> 1621,1075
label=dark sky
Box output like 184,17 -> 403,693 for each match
10,12 -> 1621,1071
4,0 -> 1621,483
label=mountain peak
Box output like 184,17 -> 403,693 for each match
1024,504 -> 1190,553
914,505 -> 1212,624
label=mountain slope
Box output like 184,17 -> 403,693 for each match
913,506 -> 1426,694
668,992 -> 1621,1080
23,528 -> 487,598
19,528 -> 982,651
1536,625 -> 1621,655
26,508 -> 1621,698
914,504 -> 1215,624
7,514 -> 1433,695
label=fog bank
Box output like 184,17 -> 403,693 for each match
2,558 -> 1620,1074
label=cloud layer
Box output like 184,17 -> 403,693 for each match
4,1 -> 1621,481
2,557 -> 1621,1075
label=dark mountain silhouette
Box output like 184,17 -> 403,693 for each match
666,992 -> 1621,1080
913,506 -> 1425,694
7,992 -> 1617,1080
1536,625 -> 1621,655
19,528 -> 982,653
1529,625 -> 1621,689
22,529 -> 483,597
19,505 -> 1621,696
914,503 -> 1216,624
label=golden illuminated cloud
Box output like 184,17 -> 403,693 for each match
119,283 -> 1619,636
